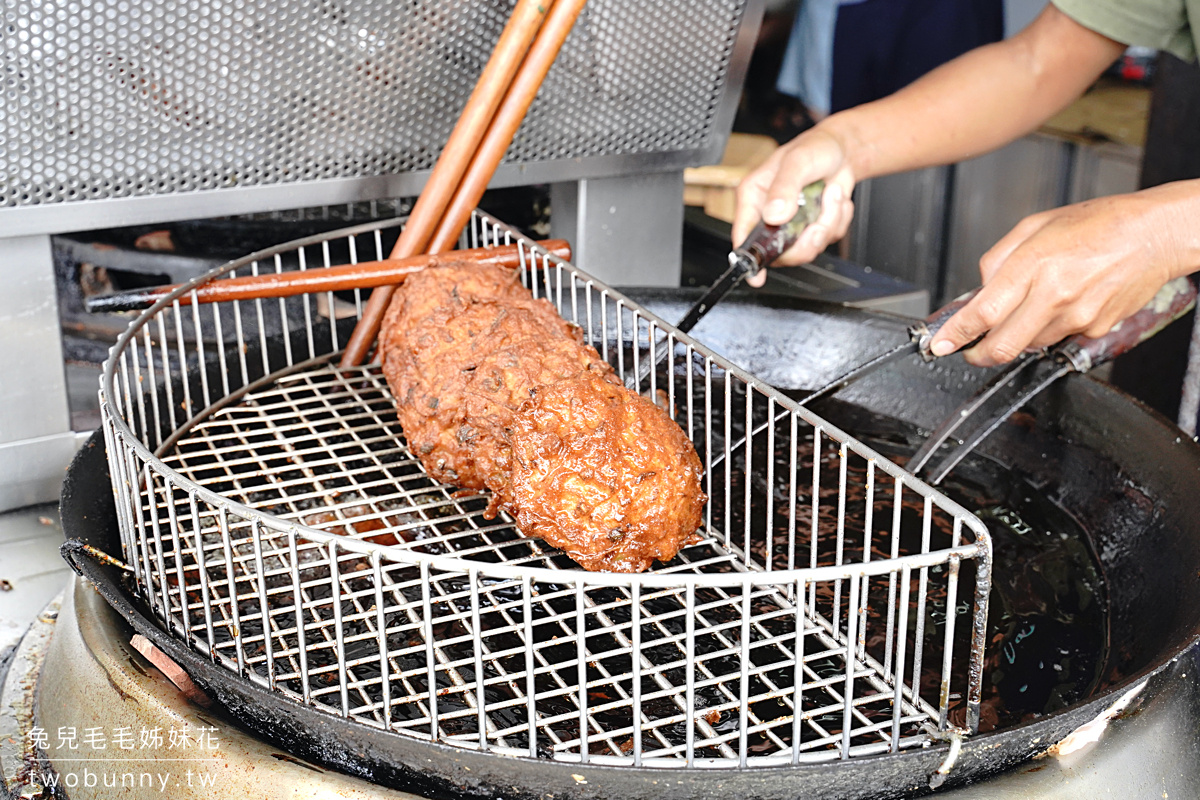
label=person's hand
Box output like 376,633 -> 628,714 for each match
733,126 -> 859,287
929,184 -> 1195,367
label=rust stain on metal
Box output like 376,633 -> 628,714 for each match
130,634 -> 213,708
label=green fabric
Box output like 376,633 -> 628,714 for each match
1053,0 -> 1198,62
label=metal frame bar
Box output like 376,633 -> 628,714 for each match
98,211 -> 991,769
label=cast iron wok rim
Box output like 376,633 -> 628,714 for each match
64,325 -> 1200,795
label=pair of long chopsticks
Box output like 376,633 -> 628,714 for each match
84,241 -> 571,313
338,0 -> 589,368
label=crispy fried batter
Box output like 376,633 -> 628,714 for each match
381,260 -> 526,333
500,370 -> 706,573
384,299 -> 611,490
381,261 -> 706,573
382,261 -> 574,344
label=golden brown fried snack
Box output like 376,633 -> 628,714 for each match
500,370 -> 706,572
381,260 -> 528,334
381,260 -> 572,344
381,261 -> 707,573
382,278 -> 612,491
467,337 -> 617,497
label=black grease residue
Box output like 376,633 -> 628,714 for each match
943,469 -> 1107,730
802,397 -> 1109,732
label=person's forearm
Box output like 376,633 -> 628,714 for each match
1155,179 -> 1200,278
823,4 -> 1126,181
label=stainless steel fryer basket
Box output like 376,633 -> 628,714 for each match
98,210 -> 992,769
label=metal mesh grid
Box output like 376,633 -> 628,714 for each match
2,0 -> 746,208
100,212 -> 992,767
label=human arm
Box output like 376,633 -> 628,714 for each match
734,3 -> 1126,280
927,179 -> 1200,365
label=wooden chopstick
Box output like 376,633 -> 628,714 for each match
340,0 -> 590,368
84,241 -> 570,313
338,0 -> 557,368
426,0 -> 590,254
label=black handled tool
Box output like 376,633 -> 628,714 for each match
627,181 -> 825,391
675,180 -> 826,335
797,289 -> 982,406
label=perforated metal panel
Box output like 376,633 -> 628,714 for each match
1,0 -> 748,208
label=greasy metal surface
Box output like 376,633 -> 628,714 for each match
1,0 -> 751,210
678,209 -> 929,318
0,589 -> 60,798
0,504 -> 69,656
27,577 -> 428,799
59,286 -> 1200,797
941,649 -> 1200,800
97,213 -> 991,770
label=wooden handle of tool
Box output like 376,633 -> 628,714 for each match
338,0 -> 556,369
84,241 -> 571,312
1058,277 -> 1198,372
427,0 -> 590,255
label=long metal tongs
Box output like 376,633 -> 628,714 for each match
909,277 -> 1197,484
798,290 -> 982,406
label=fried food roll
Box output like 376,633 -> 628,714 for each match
500,370 -> 706,572
381,261 -> 706,573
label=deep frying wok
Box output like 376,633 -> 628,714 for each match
59,290 -> 1200,799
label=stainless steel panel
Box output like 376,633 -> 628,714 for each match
551,172 -> 685,286
941,134 -> 1072,301
0,235 -> 70,445
851,289 -> 929,318
0,234 -> 79,511
1,0 -> 759,218
0,433 -> 83,512
0,150 -> 713,239
848,166 -> 950,294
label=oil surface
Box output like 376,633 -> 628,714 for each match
808,397 -> 1109,732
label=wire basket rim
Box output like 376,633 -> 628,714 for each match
98,212 -> 993,589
